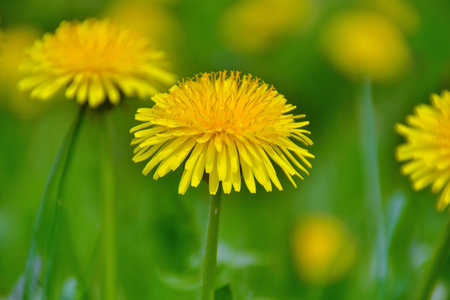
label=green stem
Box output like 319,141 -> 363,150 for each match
416,215 -> 450,300
201,186 -> 223,300
358,77 -> 388,299
99,112 -> 117,300
24,106 -> 85,299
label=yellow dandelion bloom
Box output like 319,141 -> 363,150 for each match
131,71 -> 314,195
18,19 -> 176,108
321,10 -> 410,82
396,90 -> 450,211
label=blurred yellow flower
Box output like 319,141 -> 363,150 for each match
291,214 -> 356,284
220,0 -> 313,54
396,90 -> 450,211
368,0 -> 420,34
1,27 -> 40,82
0,26 -> 49,119
321,10 -> 411,82
18,19 -> 176,108
131,71 -> 314,195
104,0 -> 181,52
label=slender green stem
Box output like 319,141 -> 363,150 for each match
416,215 -> 450,300
201,186 -> 223,300
24,106 -> 85,299
358,77 -> 388,299
99,112 -> 117,300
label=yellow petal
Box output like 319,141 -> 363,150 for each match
88,75 -> 106,108
192,151 -> 207,187
205,136 -> 216,173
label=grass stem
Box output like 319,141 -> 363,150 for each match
416,215 -> 450,300
99,111 -> 117,300
358,77 -> 388,299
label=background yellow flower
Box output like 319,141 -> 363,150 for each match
367,0 -> 420,35
18,19 -> 176,108
220,0 -> 313,54
291,213 -> 357,285
320,10 -> 411,82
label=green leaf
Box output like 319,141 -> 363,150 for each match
22,108 -> 85,299
215,283 -> 233,300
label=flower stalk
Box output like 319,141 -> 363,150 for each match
416,215 -> 450,300
201,186 -> 223,300
358,76 -> 388,299
99,111 -> 117,300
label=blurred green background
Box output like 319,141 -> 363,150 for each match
1,0 -> 450,299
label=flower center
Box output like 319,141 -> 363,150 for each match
162,73 -> 288,137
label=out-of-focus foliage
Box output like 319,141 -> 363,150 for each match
1,0 -> 450,299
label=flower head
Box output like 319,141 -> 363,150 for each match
131,71 -> 314,195
321,10 -> 410,82
396,90 -> 450,211
18,19 -> 176,108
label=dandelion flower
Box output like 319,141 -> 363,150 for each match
321,10 -> 410,82
18,19 -> 176,108
131,71 -> 314,195
396,90 -> 450,211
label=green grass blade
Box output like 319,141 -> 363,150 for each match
23,107 -> 85,299
415,215 -> 450,300
358,77 -> 388,299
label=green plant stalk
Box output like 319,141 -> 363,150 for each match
99,112 -> 117,300
416,215 -> 450,300
358,77 -> 388,299
24,107 -> 85,299
201,186 -> 223,300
